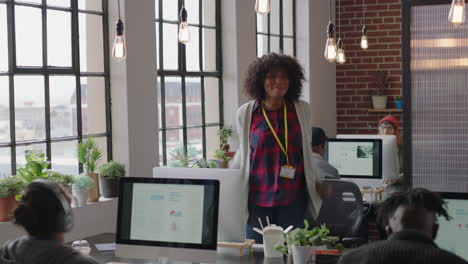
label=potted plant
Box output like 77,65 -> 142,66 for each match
78,137 -> 103,202
395,95 -> 403,109
275,220 -> 343,264
72,174 -> 94,206
167,145 -> 198,168
97,161 -> 126,198
191,158 -> 216,168
217,127 -> 234,154
214,149 -> 231,168
16,150 -> 50,185
47,171 -> 75,195
371,70 -> 389,110
0,176 -> 25,221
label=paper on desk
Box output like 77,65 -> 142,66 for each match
95,243 -> 116,251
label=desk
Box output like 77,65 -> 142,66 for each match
84,233 -> 285,264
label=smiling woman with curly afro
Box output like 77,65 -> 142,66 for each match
230,53 -> 326,244
243,53 -> 305,102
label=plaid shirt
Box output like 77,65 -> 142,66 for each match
249,100 -> 306,207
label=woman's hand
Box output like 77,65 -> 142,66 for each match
316,181 -> 332,200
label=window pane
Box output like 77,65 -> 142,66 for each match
16,144 -> 46,168
202,28 -> 216,71
283,0 -> 294,36
50,76 -> 77,138
156,22 -> 160,69
0,77 -> 9,143
79,13 -> 104,72
78,0 -> 102,12
166,130 -> 183,166
162,23 -> 178,70
159,130 -> 163,166
162,0 -> 178,21
47,0 -> 70,8
202,0 -> 216,26
14,76 -> 45,141
187,127 -> 202,160
15,0 -> 42,4
186,26 -> 200,71
165,77 -> 182,128
81,77 -> 106,135
206,126 -> 219,160
0,4 -> 8,72
94,136 -> 108,167
256,13 -> 268,34
204,77 -> 219,124
0,147 -> 11,178
47,10 -> 72,67
284,37 -> 294,56
51,140 -> 79,175
186,77 -> 201,126
257,34 -> 268,57
271,36 -> 280,54
157,77 -> 162,128
185,0 -> 199,25
155,0 -> 159,19
15,6 -> 42,67
270,0 -> 280,35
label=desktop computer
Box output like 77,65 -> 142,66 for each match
435,193 -> 468,261
153,167 -> 245,243
115,177 -> 220,263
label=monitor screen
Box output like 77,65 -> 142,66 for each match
435,193 -> 468,261
325,139 -> 382,179
116,177 -> 219,251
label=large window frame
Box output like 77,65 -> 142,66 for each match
155,0 -> 223,166
0,0 -> 112,176
256,0 -> 296,57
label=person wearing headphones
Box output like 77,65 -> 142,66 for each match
0,179 -> 98,264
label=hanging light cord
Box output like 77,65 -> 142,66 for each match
338,0 -> 340,39
362,0 -> 365,25
329,0 -> 332,21
117,0 -> 121,20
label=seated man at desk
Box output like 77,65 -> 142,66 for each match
338,188 -> 468,264
0,180 -> 98,264
378,115 -> 403,175
312,127 -> 340,180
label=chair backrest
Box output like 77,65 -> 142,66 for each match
316,180 -> 364,239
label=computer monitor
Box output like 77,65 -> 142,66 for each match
325,138 -> 382,179
435,193 -> 468,261
337,134 -> 400,183
115,177 -> 220,263
153,167 -> 245,243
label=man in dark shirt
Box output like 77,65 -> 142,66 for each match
338,188 -> 468,264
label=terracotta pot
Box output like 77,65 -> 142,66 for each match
0,196 -> 18,222
87,173 -> 100,202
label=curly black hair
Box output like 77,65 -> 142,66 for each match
376,188 -> 451,232
243,53 -> 305,102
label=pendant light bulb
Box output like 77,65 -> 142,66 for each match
255,0 -> 270,15
112,19 -> 126,62
324,22 -> 337,63
360,25 -> 368,50
178,7 -> 190,44
336,39 -> 346,64
448,0 -> 465,26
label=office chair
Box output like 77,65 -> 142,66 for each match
315,179 -> 366,247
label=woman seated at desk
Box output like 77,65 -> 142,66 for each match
378,115 -> 404,177
0,180 -> 98,264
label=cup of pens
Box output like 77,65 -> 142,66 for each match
253,217 -> 293,258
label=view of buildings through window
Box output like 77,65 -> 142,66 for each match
256,0 -> 295,57
0,0 -> 110,178
155,0 -> 222,166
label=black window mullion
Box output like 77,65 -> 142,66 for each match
279,0 -> 284,53
292,0 -> 296,57
102,0 -> 112,161
199,0 -> 206,159
42,0 -> 52,167
7,0 -> 17,174
216,0 -> 223,131
201,77 -> 206,159
157,0 -> 167,164
267,12 -> 271,53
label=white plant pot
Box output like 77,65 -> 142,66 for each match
72,188 -> 89,207
291,245 -> 327,264
371,95 -> 388,110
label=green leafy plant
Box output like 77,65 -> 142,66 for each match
72,174 -> 94,190
167,146 -> 199,168
0,176 -> 25,198
214,149 -> 231,162
372,70 -> 389,96
395,95 -> 403,101
47,171 -> 75,185
78,137 -> 103,174
16,150 -> 50,184
274,220 -> 343,255
191,159 -> 216,168
217,127 -> 233,152
97,161 -> 126,180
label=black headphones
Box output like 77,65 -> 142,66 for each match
28,179 -> 74,232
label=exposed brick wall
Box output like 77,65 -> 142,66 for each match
336,0 -> 403,134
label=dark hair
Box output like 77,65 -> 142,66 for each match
243,53 -> 305,102
376,188 -> 450,231
312,127 -> 328,147
14,183 -> 68,237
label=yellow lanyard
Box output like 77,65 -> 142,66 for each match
261,101 -> 289,165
